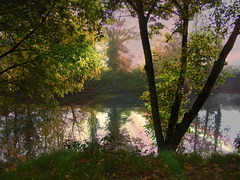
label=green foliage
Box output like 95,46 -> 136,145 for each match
1,147 -> 240,179
210,0 -> 240,37
106,17 -> 137,72
142,26 -> 234,142
0,0 -> 105,107
85,67 -> 147,95
187,30 -> 222,93
116,68 -> 147,92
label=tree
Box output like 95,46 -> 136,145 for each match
106,17 -> 137,72
0,0 -> 106,107
109,0 -> 240,151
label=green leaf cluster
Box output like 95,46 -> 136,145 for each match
0,0 -> 105,107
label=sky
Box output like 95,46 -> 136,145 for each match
227,38 -> 240,66
123,15 -> 240,68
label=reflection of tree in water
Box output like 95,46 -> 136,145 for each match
214,106 -> 222,152
0,104 -> 83,170
1,104 -> 41,169
104,104 -> 136,150
24,105 -> 40,159
87,109 -> 99,143
185,104 -> 230,154
66,105 -> 87,140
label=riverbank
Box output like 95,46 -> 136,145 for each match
1,148 -> 240,180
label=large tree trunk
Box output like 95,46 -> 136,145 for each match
166,3 -> 189,149
135,0 -> 165,151
167,17 -> 240,151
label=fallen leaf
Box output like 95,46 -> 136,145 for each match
50,160 -> 54,167
80,158 -> 90,163
72,162 -> 76,168
153,169 -> 160,173
85,173 -> 90,178
66,174 -> 70,179
112,173 -> 118,177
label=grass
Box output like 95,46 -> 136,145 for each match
1,144 -> 240,180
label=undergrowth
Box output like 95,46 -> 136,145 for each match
1,137 -> 240,180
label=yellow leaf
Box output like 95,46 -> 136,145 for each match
66,175 -> 70,179
72,162 -> 76,168
13,163 -> 17,171
112,173 -> 118,177
163,164 -> 168,168
100,159 -> 105,162
97,162 -> 101,166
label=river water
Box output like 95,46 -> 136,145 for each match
0,91 -> 239,170
59,92 -> 240,155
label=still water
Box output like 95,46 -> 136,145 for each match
0,92 -> 239,170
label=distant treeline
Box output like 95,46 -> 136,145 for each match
216,69 -> 240,93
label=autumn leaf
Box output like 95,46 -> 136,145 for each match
50,160 -> 54,167
13,163 -> 17,171
51,168 -> 56,175
80,158 -> 90,163
99,159 -> 105,162
153,169 -> 160,173
112,173 -> 118,177
66,174 -> 70,179
85,173 -> 90,178
163,164 -> 168,168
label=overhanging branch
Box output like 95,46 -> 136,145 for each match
146,0 -> 158,20
124,0 -> 138,12
0,58 -> 38,75
0,28 -> 38,60
0,3 -> 54,60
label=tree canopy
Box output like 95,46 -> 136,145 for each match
0,0 -> 106,107
106,17 -> 137,72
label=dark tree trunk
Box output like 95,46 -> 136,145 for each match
135,0 -> 165,151
166,3 -> 189,149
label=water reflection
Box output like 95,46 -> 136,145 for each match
0,92 -> 239,171
0,92 -> 148,170
185,93 -> 240,154
62,102 -> 152,152
185,106 -> 230,154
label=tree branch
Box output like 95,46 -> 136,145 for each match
172,0 -> 183,12
124,0 -> 138,12
0,2 -> 54,60
0,58 -> 38,75
0,28 -> 38,60
146,0 -> 158,20
166,26 -> 181,43
159,5 -> 180,17
165,2 -> 189,146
